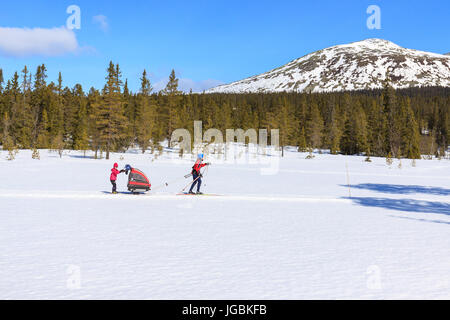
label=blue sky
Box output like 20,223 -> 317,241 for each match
0,0 -> 448,92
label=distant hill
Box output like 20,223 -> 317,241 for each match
206,39 -> 450,93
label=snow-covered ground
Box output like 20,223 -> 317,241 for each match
1,147 -> 449,299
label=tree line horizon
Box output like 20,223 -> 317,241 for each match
0,61 -> 449,160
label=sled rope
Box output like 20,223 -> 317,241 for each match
152,175 -> 190,191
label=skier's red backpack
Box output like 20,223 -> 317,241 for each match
125,165 -> 151,192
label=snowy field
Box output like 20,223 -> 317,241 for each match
0,147 -> 449,299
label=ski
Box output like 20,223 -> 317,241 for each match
101,191 -> 147,195
176,192 -> 223,196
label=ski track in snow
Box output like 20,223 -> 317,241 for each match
1,149 -> 449,299
0,191 -> 353,203
0,191 -> 448,206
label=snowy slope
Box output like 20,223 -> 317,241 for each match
206,39 -> 450,93
0,148 -> 449,299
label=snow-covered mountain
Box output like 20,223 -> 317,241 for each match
206,39 -> 450,93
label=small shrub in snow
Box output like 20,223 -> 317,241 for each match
305,152 -> 315,159
386,153 -> 393,166
7,149 -> 15,161
4,142 -> 18,160
397,153 -> 402,169
32,148 -> 40,160
50,134 -> 65,158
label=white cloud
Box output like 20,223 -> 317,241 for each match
153,78 -> 224,93
0,26 -> 79,57
93,15 -> 109,32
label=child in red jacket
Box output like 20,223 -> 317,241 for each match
188,154 -> 210,194
110,163 -> 124,194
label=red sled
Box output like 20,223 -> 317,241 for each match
127,167 -> 151,192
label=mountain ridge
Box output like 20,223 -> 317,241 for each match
205,39 -> 450,93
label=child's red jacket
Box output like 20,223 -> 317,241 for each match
110,168 -> 120,181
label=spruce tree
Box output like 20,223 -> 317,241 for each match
36,109 -> 50,148
161,69 -> 182,147
31,64 -> 48,147
73,102 -> 90,153
382,78 -> 401,157
136,70 -> 156,153
402,99 -> 421,159
6,69 -> 33,149
1,112 -> 13,150
88,88 -> 102,159
122,79 -> 135,146
324,102 -> 341,154
354,104 -> 368,154
305,101 -> 323,149
94,62 -> 128,159
298,127 -> 307,152
340,117 -> 355,155
53,72 -> 64,139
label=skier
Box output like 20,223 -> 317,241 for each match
189,154 -> 210,194
110,163 -> 125,194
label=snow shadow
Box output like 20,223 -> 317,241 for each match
347,197 -> 450,215
345,183 -> 450,196
68,154 -> 94,159
389,215 -> 450,225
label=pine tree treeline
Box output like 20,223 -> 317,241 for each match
0,63 -> 449,159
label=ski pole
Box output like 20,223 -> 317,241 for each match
181,164 -> 210,192
202,164 -> 209,188
181,174 -> 202,192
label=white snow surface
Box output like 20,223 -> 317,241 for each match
205,39 -> 450,93
1,147 -> 449,299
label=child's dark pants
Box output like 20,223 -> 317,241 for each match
111,180 -> 117,193
189,172 -> 202,193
